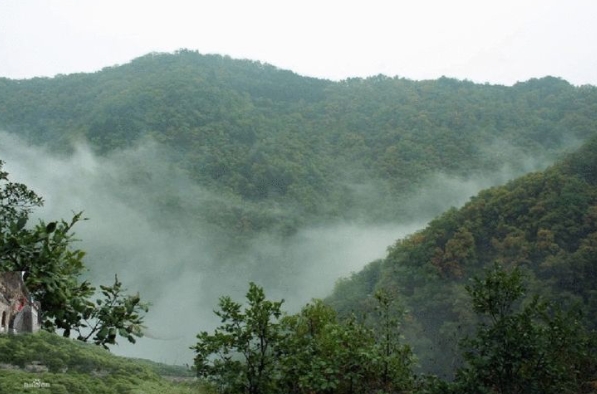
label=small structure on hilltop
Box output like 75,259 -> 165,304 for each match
0,272 -> 41,334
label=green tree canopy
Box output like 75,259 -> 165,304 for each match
193,284 -> 414,394
453,265 -> 596,394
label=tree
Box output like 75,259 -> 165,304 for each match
0,162 -> 42,224
192,282 -> 284,394
76,274 -> 147,349
194,283 -> 415,394
278,300 -> 338,393
0,159 -> 148,348
369,289 -> 414,392
454,264 -> 596,394
278,295 -> 414,394
278,299 -> 374,394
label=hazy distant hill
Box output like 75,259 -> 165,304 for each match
327,134 -> 597,377
1,50 -> 597,232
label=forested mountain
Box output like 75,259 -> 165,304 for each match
327,134 -> 597,377
2,50 -> 597,233
2,50 -> 597,381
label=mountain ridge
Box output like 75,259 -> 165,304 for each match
2,50 -> 597,231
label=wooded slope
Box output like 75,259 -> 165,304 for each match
2,50 -> 597,230
328,135 -> 597,376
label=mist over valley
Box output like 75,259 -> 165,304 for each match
0,130 -> 543,363
1,52 -> 597,390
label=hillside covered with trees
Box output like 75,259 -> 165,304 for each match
2,50 -> 597,234
2,50 -> 597,392
328,133 -> 597,380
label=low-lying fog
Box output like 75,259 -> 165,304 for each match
0,131 -> 553,365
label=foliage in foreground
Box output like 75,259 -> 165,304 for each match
195,268 -> 597,394
0,159 -> 148,348
444,265 -> 597,393
193,283 -> 414,394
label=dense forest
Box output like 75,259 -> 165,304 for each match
2,50 -> 597,392
2,50 -> 597,233
328,134 -> 597,380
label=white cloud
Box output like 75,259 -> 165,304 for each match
0,0 -> 596,85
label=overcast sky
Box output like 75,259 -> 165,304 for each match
0,0 -> 596,85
